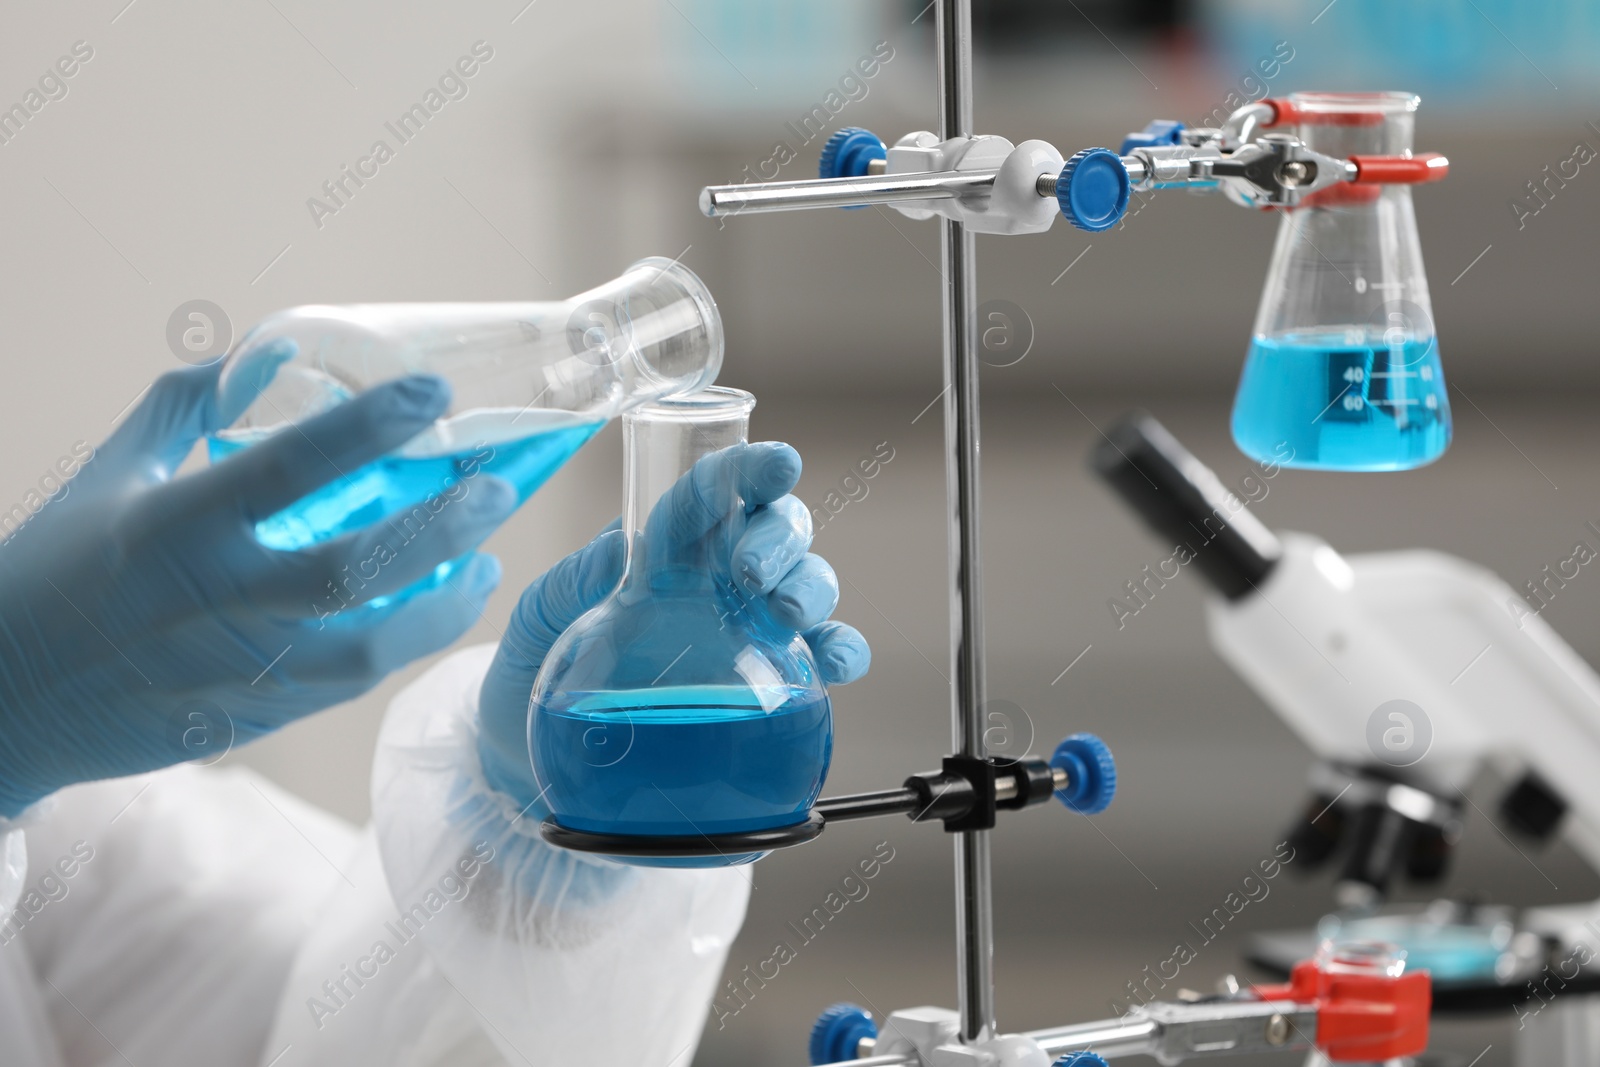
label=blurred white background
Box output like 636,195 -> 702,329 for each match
2,1 -> 1598,1063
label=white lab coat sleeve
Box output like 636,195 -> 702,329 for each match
363,642 -> 752,1067
257,826 -> 511,1067
2,764 -> 358,1067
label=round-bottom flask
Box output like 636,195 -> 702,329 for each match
530,388 -> 832,867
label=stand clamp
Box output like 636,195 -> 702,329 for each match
808,942 -> 1431,1066
540,734 -> 1116,860
699,98 -> 1448,232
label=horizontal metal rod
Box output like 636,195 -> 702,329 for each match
816,788 -> 920,822
814,766 -> 1067,824
1025,1016 -> 1161,1059
703,151 -> 1165,220
1036,157 -> 1150,199
699,170 -> 996,217
813,1055 -> 917,1067
997,764 -> 1069,802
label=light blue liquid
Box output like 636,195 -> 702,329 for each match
534,684 -> 832,860
207,415 -> 603,596
1319,914 -> 1507,983
1231,332 -> 1451,471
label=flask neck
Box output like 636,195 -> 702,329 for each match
1287,91 -> 1417,212
621,388 -> 756,592
1289,91 -> 1417,157
1254,92 -> 1435,342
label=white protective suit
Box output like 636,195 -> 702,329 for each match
0,644 -> 751,1066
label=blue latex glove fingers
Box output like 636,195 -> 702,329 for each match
802,620 -> 872,685
182,373 -> 452,524
250,475 -> 519,611
766,551 -> 869,683
765,552 -> 839,630
478,529 -> 627,799
726,441 -> 803,508
646,442 -> 801,567
94,364 -> 224,484
284,552 -> 503,687
90,338 -> 296,487
732,494 -> 813,595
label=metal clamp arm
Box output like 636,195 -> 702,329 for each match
1027,999 -> 1317,1062
808,945 -> 1429,1067
700,170 -> 992,218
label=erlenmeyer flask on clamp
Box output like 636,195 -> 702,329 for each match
531,388 -> 833,867
1232,92 -> 1451,471
209,258 -> 722,596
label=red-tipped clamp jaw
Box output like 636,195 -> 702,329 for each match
1255,945 -> 1432,1062
1259,95 -> 1449,206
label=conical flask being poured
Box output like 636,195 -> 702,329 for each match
530,387 -> 833,867
209,258 -> 722,595
1232,92 -> 1451,471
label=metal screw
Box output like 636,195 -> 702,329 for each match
1279,160 -> 1310,187
1264,1013 -> 1291,1046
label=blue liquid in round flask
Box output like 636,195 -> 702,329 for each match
1230,92 -> 1452,472
530,387 -> 832,867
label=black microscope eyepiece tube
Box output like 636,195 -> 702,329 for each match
1090,411 -> 1282,600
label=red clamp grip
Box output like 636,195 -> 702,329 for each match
1255,958 -> 1431,1062
1262,98 -> 1299,126
1262,98 -> 1388,128
1349,153 -> 1450,183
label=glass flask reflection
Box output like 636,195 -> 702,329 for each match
208,258 -> 723,596
530,388 -> 833,867
1232,92 -> 1451,471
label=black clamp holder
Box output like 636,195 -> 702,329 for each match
539,736 -> 1113,862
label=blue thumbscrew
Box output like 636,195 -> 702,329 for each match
810,1003 -> 878,1064
1056,148 -> 1131,232
1051,733 -> 1117,814
1055,1052 -> 1111,1067
819,127 -> 887,209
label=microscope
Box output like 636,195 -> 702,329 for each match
1095,411 -> 1600,1066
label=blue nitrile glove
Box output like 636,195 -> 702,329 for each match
0,341 -> 520,817
477,441 -> 871,805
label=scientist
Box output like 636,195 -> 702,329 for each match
0,357 -> 870,1066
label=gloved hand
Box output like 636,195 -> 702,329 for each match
0,342 -> 519,818
477,441 -> 871,805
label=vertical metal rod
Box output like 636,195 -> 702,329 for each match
936,0 -> 995,1044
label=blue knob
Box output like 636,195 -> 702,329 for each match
1055,1053 -> 1111,1067
820,127 -> 887,210
1055,148 -> 1131,233
810,1003 -> 878,1064
1052,733 -> 1117,814
1119,119 -> 1185,155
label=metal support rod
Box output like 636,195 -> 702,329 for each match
936,0 -> 994,1046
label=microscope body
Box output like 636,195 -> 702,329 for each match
1095,413 -> 1600,1062
1209,531 -> 1600,916
1211,534 -> 1600,1067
